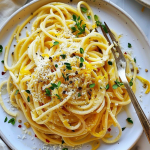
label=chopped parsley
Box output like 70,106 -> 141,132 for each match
80,57 -> 84,63
128,43 -> 132,48
57,81 -> 61,88
101,25 -> 108,33
55,94 -> 61,100
1,60 -> 4,64
71,14 -> 86,37
134,58 -> 136,63
62,73 -> 69,81
14,89 -> 19,95
81,7 -> 87,13
112,79 -> 124,89
45,88 -> 51,97
108,61 -> 112,65
87,16 -> 91,19
4,117 -> 8,122
122,127 -> 126,131
60,54 -> 66,59
62,140 -> 65,144
25,90 -> 31,94
80,48 -> 84,54
129,78 -> 133,86
78,93 -> 81,97
126,118 -> 133,124
89,83 -> 95,88
0,45 -> 3,53
50,82 -> 61,90
71,27 -> 77,33
94,15 -> 108,33
64,63 -> 72,70
79,63 -> 83,68
105,84 -> 109,90
55,64 -> 58,68
62,148 -> 68,150
27,96 -> 30,102
53,41 -> 59,46
8,118 -> 15,125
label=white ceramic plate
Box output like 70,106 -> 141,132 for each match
0,0 -> 150,150
136,0 -> 150,9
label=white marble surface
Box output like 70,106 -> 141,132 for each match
110,1 -> 150,150
0,0 -> 150,150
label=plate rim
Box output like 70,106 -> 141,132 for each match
0,0 -> 150,149
136,0 -> 150,9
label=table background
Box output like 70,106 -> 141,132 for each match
0,0 -> 150,149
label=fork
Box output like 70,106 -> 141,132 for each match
99,22 -> 150,142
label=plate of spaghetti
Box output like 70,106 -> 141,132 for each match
0,0 -> 150,150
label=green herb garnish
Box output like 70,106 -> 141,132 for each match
89,83 -> 95,88
55,64 -> 58,68
62,148 -> 68,150
0,45 -> 3,53
60,54 -> 66,59
122,127 -> 126,131
81,7 -> 87,13
14,89 -> 19,95
8,118 -> 15,125
71,27 -> 77,33
1,60 -> 4,64
87,16 -> 91,19
62,140 -> 65,144
50,82 -> 61,90
128,43 -> 132,48
27,96 -> 30,102
80,48 -> 84,54
53,41 -> 59,46
25,90 -> 31,94
101,25 -> 108,33
108,61 -> 112,65
4,117 -> 8,122
78,93 -> 81,97
45,88 -> 51,96
64,63 -> 72,70
106,84 -> 109,90
129,78 -> 133,86
94,15 -> 108,33
79,63 -> 83,68
62,73 -> 69,81
80,57 -> 84,63
134,58 -> 136,63
72,14 -> 86,37
55,94 -> 61,100
112,79 -> 124,89
57,81 -> 61,88
126,118 -> 133,124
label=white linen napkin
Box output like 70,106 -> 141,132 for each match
0,0 -> 28,28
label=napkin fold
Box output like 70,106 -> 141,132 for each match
0,0 -> 28,28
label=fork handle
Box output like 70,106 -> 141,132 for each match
123,82 -> 150,142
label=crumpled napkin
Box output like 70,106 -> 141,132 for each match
0,0 -> 28,28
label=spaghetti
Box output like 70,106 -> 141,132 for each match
0,1 -> 150,149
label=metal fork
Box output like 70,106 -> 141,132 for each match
99,22 -> 150,142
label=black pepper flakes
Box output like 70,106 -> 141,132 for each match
75,71 -> 78,75
63,91 -> 66,94
69,81 -> 73,84
12,52 -> 14,55
78,87 -> 82,90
